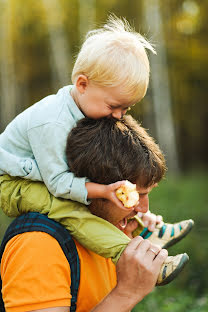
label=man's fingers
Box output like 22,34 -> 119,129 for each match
123,238 -> 151,259
134,239 -> 152,255
124,236 -> 144,252
146,244 -> 162,260
153,249 -> 168,267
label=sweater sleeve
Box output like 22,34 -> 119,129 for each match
27,122 -> 89,204
0,147 -> 42,181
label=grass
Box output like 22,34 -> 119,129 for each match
132,287 -> 208,312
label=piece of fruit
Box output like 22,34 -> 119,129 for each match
131,214 -> 145,237
116,181 -> 139,208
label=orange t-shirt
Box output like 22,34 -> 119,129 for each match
1,232 -> 117,312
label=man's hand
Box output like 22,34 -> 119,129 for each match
115,236 -> 168,305
92,237 -> 168,312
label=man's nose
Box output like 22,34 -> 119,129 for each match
112,110 -> 122,119
134,195 -> 149,213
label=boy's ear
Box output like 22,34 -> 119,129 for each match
75,75 -> 89,94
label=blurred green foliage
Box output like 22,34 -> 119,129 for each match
132,287 -> 208,312
149,173 -> 208,293
0,0 -> 208,171
132,172 -> 208,311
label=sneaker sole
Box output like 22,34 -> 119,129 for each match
156,253 -> 189,286
162,219 -> 194,249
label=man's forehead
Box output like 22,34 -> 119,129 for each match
136,183 -> 158,194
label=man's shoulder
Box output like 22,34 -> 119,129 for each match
1,231 -> 117,311
2,231 -> 68,264
1,231 -> 72,311
2,231 -> 116,281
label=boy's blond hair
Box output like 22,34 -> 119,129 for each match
72,15 -> 156,103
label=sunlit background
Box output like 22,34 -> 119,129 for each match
0,1 -> 207,311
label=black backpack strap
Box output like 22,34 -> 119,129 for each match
0,212 -> 80,312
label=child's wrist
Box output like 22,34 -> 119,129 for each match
86,182 -> 107,199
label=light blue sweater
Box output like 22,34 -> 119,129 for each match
0,85 -> 89,204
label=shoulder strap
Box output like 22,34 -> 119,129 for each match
0,212 -> 80,312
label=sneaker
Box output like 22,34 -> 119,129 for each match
133,217 -> 194,249
157,253 -> 189,286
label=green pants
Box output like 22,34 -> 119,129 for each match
0,175 -> 143,264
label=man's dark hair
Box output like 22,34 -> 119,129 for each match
66,115 -> 166,187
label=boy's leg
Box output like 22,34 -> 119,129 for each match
132,214 -> 194,248
157,253 -> 189,286
143,220 -> 194,249
0,175 -> 130,263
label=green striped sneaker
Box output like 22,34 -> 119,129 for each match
157,253 -> 189,286
133,219 -> 194,249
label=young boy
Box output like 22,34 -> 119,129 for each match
0,16 -> 192,278
0,15 -> 154,208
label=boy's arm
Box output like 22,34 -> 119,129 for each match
0,147 -> 42,181
28,123 -> 89,204
28,123 -> 130,208
86,181 -> 134,210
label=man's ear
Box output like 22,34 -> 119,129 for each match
75,75 -> 89,94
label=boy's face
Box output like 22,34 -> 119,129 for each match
73,75 -> 136,119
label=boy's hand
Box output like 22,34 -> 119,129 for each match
86,181 -> 136,211
105,181 -> 137,211
141,211 -> 163,232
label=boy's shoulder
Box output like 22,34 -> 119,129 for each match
1,85 -> 84,140
28,85 -> 70,125
27,85 -> 83,131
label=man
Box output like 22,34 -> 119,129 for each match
1,116 -> 185,311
